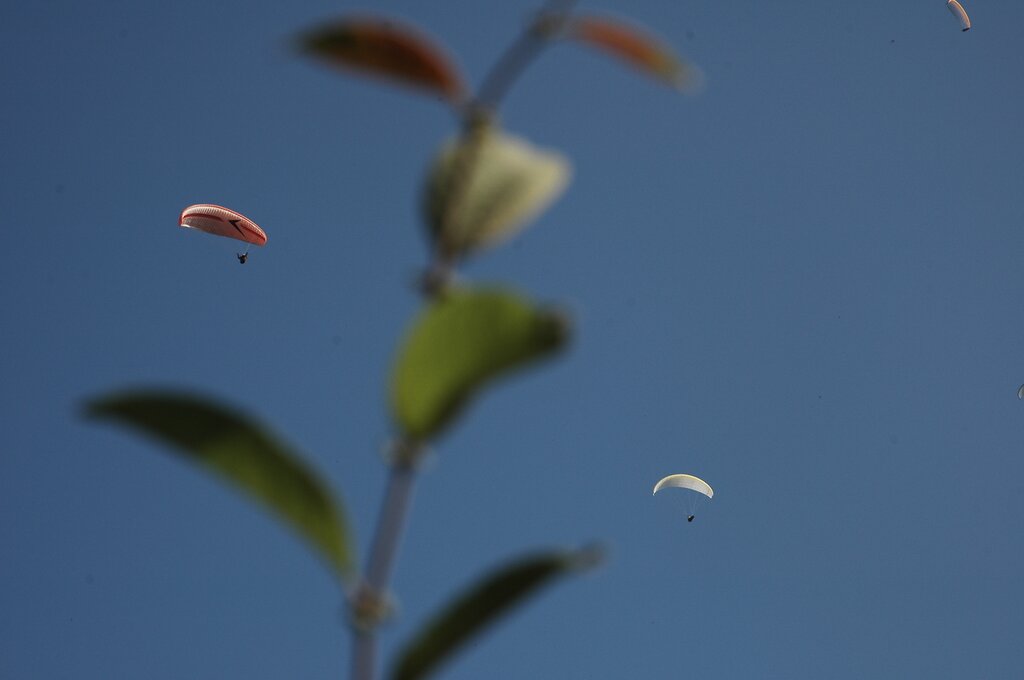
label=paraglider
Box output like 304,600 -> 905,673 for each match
179,204 -> 267,263
947,0 -> 971,31
653,473 -> 713,522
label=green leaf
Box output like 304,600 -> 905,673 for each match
390,287 -> 570,441
298,16 -> 465,105
564,15 -> 703,93
84,390 -> 355,584
389,546 -> 603,680
423,126 -> 572,261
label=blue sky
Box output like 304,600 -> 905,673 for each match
3,0 -> 1023,678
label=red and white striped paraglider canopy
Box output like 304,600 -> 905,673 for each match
179,204 -> 268,246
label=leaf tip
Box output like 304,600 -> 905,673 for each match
565,15 -> 700,93
79,397 -> 101,419
538,307 -> 573,352
80,391 -> 126,421
670,62 -> 706,95
567,542 -> 607,571
297,16 -> 465,104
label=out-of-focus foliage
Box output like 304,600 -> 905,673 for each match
83,6 -> 697,678
564,15 -> 702,92
423,126 -> 571,261
85,391 -> 355,583
390,287 -> 570,441
389,546 -> 603,680
299,16 -> 465,105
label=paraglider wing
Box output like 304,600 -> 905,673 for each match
179,204 -> 268,246
947,0 -> 971,31
652,473 -> 713,499
1018,384 -> 1024,400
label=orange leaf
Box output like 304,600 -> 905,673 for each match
566,16 -> 701,92
299,17 -> 465,104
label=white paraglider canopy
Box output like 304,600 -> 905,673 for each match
653,473 -> 713,522
947,0 -> 971,32
652,473 -> 713,498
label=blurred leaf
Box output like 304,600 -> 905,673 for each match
299,16 -> 465,105
424,126 -> 571,261
565,15 -> 702,92
390,287 -> 570,441
85,390 -> 355,584
389,546 -> 603,680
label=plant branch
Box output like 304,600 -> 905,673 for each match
365,460 -> 417,591
470,0 -> 579,118
356,3 -> 582,677
351,444 -> 420,680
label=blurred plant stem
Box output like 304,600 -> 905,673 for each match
352,3 -> 579,678
351,443 -> 420,680
471,0 -> 577,119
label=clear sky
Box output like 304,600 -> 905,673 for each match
3,0 -> 1023,678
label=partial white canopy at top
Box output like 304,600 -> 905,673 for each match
947,0 -> 971,31
652,474 -> 713,499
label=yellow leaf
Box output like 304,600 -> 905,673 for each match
424,127 -> 571,260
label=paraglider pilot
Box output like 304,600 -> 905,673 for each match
179,204 -> 267,263
653,474 -> 713,525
